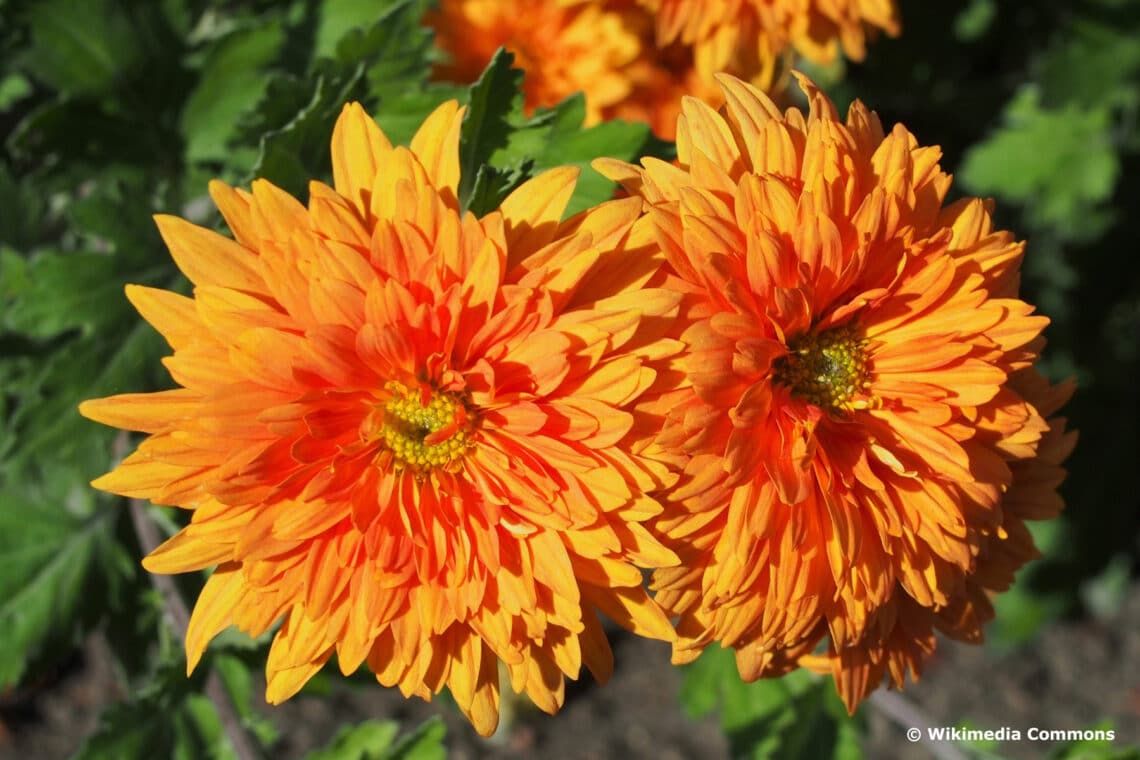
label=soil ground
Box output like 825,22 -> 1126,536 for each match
2,586 -> 1138,760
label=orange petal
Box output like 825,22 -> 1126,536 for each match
500,166 -> 580,263
183,563 -> 244,673
330,102 -> 393,216
409,100 -> 465,202
154,215 -> 265,294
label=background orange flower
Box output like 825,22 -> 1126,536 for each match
427,0 -> 719,138
640,0 -> 900,78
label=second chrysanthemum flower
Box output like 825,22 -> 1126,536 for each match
597,73 -> 1073,711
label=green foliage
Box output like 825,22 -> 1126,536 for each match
72,653 -> 257,760
20,0 -> 145,97
959,86 -> 1119,241
0,163 -> 173,689
458,47 -> 526,209
456,49 -> 658,216
181,24 -> 287,164
0,464 -> 132,686
313,0 -> 395,59
0,165 -> 42,250
0,178 -> 173,475
218,0 -> 468,197
953,0 -> 996,42
305,717 -> 446,760
307,722 -> 401,760
680,647 -> 865,760
239,0 -> 442,196
1037,17 -> 1140,111
0,72 -> 32,109
9,0 -> 189,179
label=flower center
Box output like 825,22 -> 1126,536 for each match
380,383 -> 475,473
773,325 -> 872,413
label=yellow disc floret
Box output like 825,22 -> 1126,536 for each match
380,383 -> 475,474
773,325 -> 873,413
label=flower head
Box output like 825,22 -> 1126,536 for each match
426,0 -> 718,138
81,101 -> 683,735
596,74 -> 1072,710
639,0 -> 900,84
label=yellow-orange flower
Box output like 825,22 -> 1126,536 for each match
597,74 -> 1072,711
639,0 -> 900,83
80,101 -> 684,735
426,0 -> 718,139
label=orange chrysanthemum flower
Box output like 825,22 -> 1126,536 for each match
426,0 -> 718,139
639,0 -> 900,83
597,74 -> 1072,710
80,101 -> 685,735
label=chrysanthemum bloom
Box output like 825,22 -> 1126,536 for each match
80,101 -> 685,735
638,0 -> 900,85
426,0 -> 718,138
596,74 -> 1072,710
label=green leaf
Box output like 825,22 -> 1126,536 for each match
370,84 -> 467,149
470,85 -> 657,217
0,179 -> 175,480
458,47 -> 525,209
7,0 -> 187,180
464,160 -> 534,217
988,580 -> 1068,650
181,24 -> 287,163
1037,18 -> 1140,111
679,642 -> 736,721
315,0 -> 403,59
0,72 -> 31,109
531,109 -> 653,217
246,0 -> 439,197
954,0 -> 996,42
450,53 -> 659,216
344,0 -> 455,147
679,647 -> 864,760
959,86 -> 1119,239
303,717 -> 447,760
3,317 -> 168,474
19,0 -> 142,96
0,468 -> 125,687
383,716 -> 447,760
72,657 -> 250,760
250,70 -> 367,197
0,249 -> 134,338
213,652 -> 281,747
305,721 -> 401,760
0,165 -> 42,249
233,70 -> 317,147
